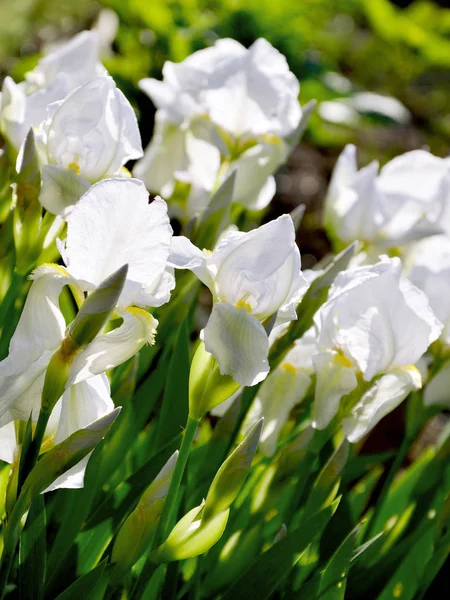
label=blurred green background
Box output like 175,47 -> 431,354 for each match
1,0 -> 449,260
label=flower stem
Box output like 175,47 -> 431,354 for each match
156,415 -> 199,545
132,417 -> 199,600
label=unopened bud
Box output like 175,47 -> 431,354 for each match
42,265 -> 128,413
68,264 -> 128,347
203,418 -> 263,521
150,502 -> 229,563
111,451 -> 178,579
13,129 -> 43,274
189,341 -> 240,420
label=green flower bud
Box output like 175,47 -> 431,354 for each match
150,502 -> 230,563
13,129 -> 43,275
41,265 -> 128,413
68,264 -> 128,348
189,341 -> 240,420
203,418 -> 263,521
111,451 -> 178,579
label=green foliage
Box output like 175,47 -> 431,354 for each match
0,1 -> 449,598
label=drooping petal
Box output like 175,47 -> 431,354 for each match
312,351 -> 358,430
167,236 -> 211,286
0,263 -> 76,424
8,264 -> 72,365
43,452 -> 92,493
55,374 -> 114,443
201,302 -> 269,386
0,355 -> 49,426
62,178 -> 173,307
69,307 -> 158,385
0,422 -> 18,464
342,366 -> 421,443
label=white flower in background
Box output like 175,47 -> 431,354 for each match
243,328 -> 316,456
324,145 -> 450,251
139,38 -> 300,137
406,235 -> 450,345
0,30 -> 104,151
169,215 -> 306,386
312,256 -> 442,442
58,178 -> 174,308
134,38 -> 301,217
180,135 -> 289,219
38,75 -> 143,216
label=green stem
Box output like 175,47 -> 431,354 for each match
156,416 -> 199,545
132,417 -> 199,600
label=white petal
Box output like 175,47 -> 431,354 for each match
39,164 -> 91,217
0,356 -> 48,425
139,268 -> 176,308
0,422 -> 18,464
213,215 -> 303,319
0,77 -> 28,150
8,265 -> 71,364
44,75 -> 141,181
256,364 -> 311,456
343,367 -> 421,443
55,374 -> 113,443
325,145 -> 387,245
424,363 -> 450,409
167,236 -> 211,286
28,30 -> 102,91
312,351 -> 358,430
316,257 -> 442,380
203,38 -> 300,138
69,307 -> 158,384
201,302 -> 269,386
43,452 -> 92,493
406,235 -> 450,344
62,178 -> 173,307
0,263 -> 76,423
231,141 -> 288,210
133,114 -> 186,193
107,86 -> 143,174
379,150 -> 450,208
183,132 -> 221,193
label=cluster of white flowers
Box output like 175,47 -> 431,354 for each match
0,28 -> 449,489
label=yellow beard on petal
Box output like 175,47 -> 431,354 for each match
68,162 -> 81,175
